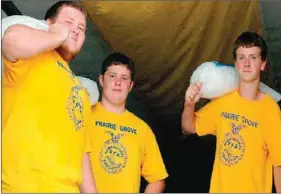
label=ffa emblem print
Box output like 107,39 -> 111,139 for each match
100,131 -> 128,174
220,122 -> 246,167
67,85 -> 84,131
57,61 -> 85,131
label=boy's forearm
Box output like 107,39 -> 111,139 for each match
274,166 -> 281,193
181,104 -> 196,134
145,180 -> 165,193
2,24 -> 66,62
80,153 -> 97,193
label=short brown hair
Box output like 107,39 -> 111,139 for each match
101,53 -> 136,81
44,1 -> 87,21
232,31 -> 268,61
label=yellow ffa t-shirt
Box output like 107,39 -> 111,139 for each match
89,102 -> 168,192
2,51 -> 92,192
195,90 -> 281,193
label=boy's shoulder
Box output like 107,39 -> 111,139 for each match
125,110 -> 148,126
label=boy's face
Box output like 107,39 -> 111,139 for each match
99,64 -> 134,106
235,46 -> 266,83
47,6 -> 86,61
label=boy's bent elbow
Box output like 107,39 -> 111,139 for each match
181,123 -> 196,135
2,25 -> 25,62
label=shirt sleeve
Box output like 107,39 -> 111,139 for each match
141,123 -> 168,183
195,98 -> 221,136
264,103 -> 281,167
2,54 -> 41,87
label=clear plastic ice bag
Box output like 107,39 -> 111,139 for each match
190,61 -> 281,102
190,61 -> 239,99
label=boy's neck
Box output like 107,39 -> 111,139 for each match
238,79 -> 263,101
101,98 -> 126,114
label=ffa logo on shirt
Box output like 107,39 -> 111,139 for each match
100,131 -> 128,174
220,122 -> 246,166
67,85 -> 84,131
57,61 -> 85,131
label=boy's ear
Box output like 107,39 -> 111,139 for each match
260,60 -> 267,71
129,81 -> 134,92
99,75 -> 104,88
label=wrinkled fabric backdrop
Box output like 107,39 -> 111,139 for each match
82,1 -> 263,117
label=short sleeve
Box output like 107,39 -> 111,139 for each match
2,53 -> 43,87
264,103 -> 281,167
2,56 -> 29,86
141,124 -> 168,183
195,98 -> 221,136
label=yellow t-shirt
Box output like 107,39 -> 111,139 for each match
2,51 -> 92,192
195,90 -> 281,192
89,102 -> 168,192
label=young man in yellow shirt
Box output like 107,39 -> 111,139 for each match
181,31 -> 281,192
89,53 -> 168,192
2,1 -> 96,192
